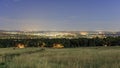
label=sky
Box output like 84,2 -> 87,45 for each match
0,0 -> 120,31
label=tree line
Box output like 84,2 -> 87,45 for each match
0,36 -> 120,48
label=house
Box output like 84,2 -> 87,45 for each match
16,43 -> 25,48
53,43 -> 64,48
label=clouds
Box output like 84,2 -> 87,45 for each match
12,0 -> 23,2
0,17 -> 61,31
1,0 -> 22,2
1,0 -> 120,31
13,0 -> 20,2
1,15 -> 120,31
1,0 -> 24,3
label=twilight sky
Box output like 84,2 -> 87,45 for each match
0,0 -> 120,31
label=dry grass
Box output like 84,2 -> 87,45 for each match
0,47 -> 120,68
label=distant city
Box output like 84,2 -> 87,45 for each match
0,30 -> 120,39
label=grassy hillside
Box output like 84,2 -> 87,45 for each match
0,47 -> 120,68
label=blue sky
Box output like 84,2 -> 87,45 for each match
0,0 -> 120,31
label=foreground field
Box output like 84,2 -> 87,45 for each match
0,47 -> 120,68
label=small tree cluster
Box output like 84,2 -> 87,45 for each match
0,36 -> 120,48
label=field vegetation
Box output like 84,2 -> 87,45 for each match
0,46 -> 120,68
